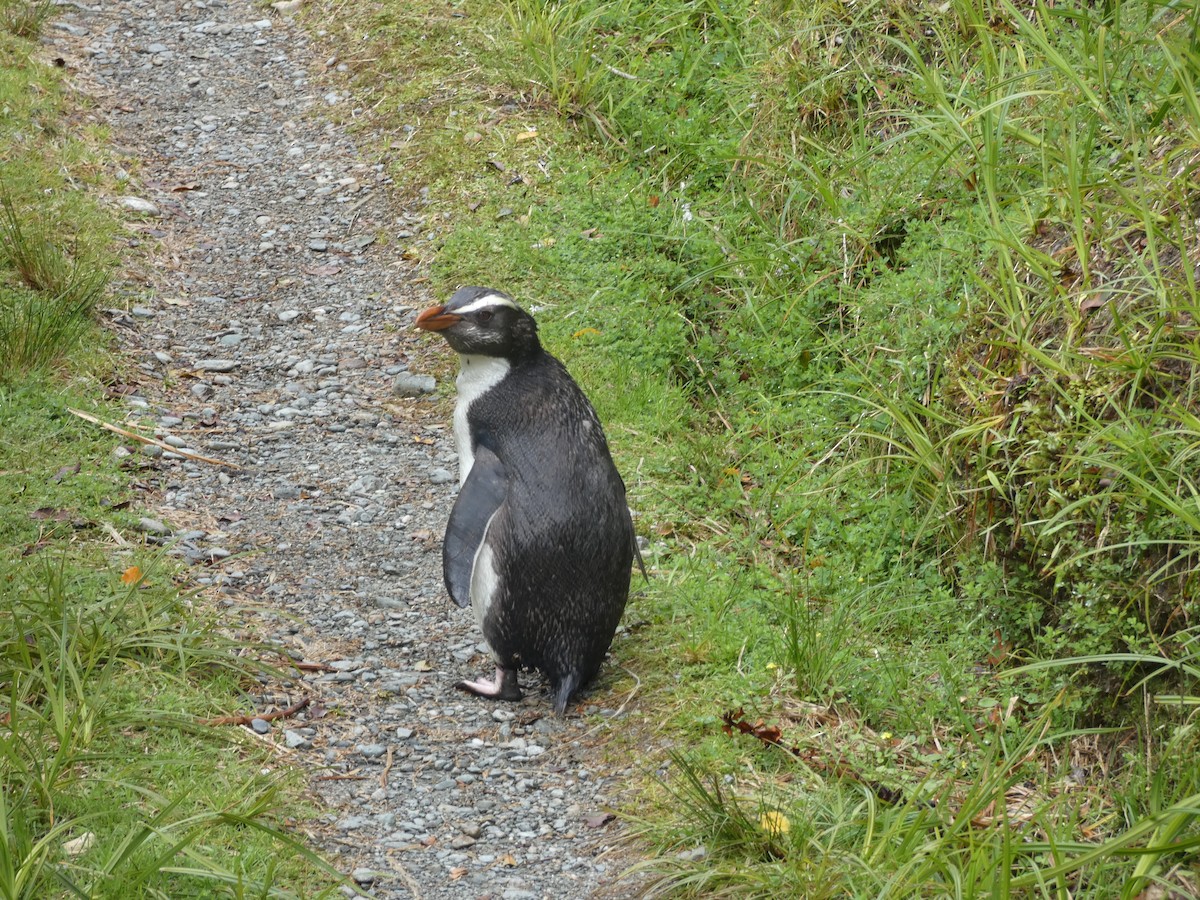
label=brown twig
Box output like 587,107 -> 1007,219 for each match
381,745 -> 394,788
200,696 -> 310,727
292,660 -> 336,673
720,707 -> 915,807
67,407 -> 241,469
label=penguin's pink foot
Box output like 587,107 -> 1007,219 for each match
456,666 -> 522,702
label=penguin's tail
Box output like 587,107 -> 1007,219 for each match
552,671 -> 581,717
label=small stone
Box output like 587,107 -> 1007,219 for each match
429,468 -> 453,485
357,743 -> 387,758
284,730 -> 312,749
52,21 -> 90,37
137,517 -> 171,535
273,484 -> 302,500
119,196 -> 160,216
393,372 -> 435,397
249,718 -> 270,735
351,869 -> 376,885
195,359 -> 238,372
278,309 -> 302,322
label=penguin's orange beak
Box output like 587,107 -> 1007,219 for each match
415,305 -> 461,331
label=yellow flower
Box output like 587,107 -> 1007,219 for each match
881,732 -> 893,741
759,811 -> 790,837
765,662 -> 779,671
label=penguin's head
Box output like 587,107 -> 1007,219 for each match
415,287 -> 541,359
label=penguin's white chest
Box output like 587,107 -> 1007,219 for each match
453,354 -> 511,484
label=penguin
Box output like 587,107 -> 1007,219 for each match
415,286 -> 643,715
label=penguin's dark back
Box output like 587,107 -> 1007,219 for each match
468,350 -> 628,505
467,348 -> 634,681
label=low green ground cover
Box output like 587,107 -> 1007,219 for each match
326,0 -> 1199,894
0,7 -> 337,896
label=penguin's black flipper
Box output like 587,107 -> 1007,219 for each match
443,445 -> 507,609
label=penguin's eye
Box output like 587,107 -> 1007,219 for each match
477,310 -> 495,323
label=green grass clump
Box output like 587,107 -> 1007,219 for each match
317,0 -> 1200,892
0,0 -> 54,40
0,552 -> 326,898
0,23 -> 116,380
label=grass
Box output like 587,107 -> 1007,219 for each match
0,14 -> 342,898
314,0 -> 1200,891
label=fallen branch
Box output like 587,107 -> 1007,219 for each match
67,407 -> 241,469
200,696 -> 310,727
721,707 -> 913,806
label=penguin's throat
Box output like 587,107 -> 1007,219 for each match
453,354 -> 511,483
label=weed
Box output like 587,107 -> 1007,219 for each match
0,0 -> 54,40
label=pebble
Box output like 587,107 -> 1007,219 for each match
137,517 -> 171,535
393,372 -> 436,397
195,359 -> 238,372
119,196 -> 160,215
60,1 -> 639,896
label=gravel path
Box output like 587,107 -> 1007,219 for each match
48,2 -> 643,896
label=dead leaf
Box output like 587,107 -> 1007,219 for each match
515,129 -> 538,142
498,853 -> 517,867
580,228 -> 602,239
487,159 -> 506,173
584,812 -> 615,828
572,328 -> 601,339
413,660 -> 433,672
121,566 -> 143,585
302,263 -> 342,276
449,867 -> 468,881
171,182 -> 200,192
52,462 -> 81,482
30,507 -> 71,521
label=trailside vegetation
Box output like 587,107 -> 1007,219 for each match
328,0 -> 1200,893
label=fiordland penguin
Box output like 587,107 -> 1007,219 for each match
415,286 -> 643,715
